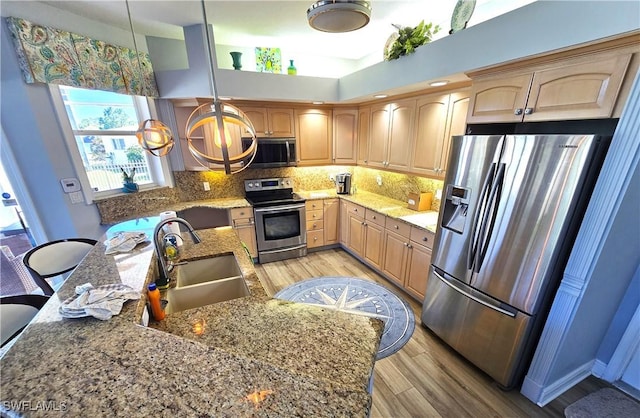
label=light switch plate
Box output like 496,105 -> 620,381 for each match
203,182 -> 210,191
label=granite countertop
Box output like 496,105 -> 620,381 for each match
0,226 -> 382,417
297,189 -> 439,233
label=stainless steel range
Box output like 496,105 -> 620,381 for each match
244,177 -> 307,263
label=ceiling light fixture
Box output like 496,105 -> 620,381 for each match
430,80 -> 449,87
184,0 -> 258,175
125,0 -> 175,157
374,94 -> 388,99
307,0 -> 371,33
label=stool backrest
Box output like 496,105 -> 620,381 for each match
23,238 -> 97,295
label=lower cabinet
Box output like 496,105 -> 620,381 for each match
382,219 -> 434,300
306,199 -> 339,249
363,209 -> 385,270
229,207 -> 257,258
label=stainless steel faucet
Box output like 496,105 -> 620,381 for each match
153,217 -> 202,285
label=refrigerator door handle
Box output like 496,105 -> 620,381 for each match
432,268 -> 517,318
467,163 -> 496,270
474,163 -> 506,273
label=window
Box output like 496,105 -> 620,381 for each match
51,85 -> 171,201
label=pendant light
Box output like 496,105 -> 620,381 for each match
307,0 -> 371,33
125,0 -> 175,157
184,0 -> 258,174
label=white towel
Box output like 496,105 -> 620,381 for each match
104,231 -> 148,255
59,283 -> 141,320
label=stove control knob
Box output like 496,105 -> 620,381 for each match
247,183 -> 253,188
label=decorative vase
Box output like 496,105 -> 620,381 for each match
230,51 -> 242,70
287,59 -> 297,75
122,181 -> 139,193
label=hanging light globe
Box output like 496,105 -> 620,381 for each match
136,119 -> 175,157
185,102 -> 258,174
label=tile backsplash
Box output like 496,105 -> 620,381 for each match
173,166 -> 443,211
97,166 -> 444,223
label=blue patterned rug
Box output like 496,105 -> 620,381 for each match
275,277 -> 415,360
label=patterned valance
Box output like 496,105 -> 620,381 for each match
6,17 -> 159,97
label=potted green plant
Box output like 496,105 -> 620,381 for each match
384,20 -> 440,61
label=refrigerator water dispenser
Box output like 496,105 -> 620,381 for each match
441,185 -> 469,234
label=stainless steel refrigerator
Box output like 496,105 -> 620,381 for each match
421,134 -> 610,389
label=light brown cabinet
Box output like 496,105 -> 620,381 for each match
410,89 -> 469,177
295,108 -> 333,165
306,199 -> 339,249
332,109 -> 358,164
172,100 -> 243,171
229,207 -> 257,258
357,107 -> 370,165
239,106 -> 295,137
367,99 -> 415,171
323,199 -> 340,245
363,210 -> 385,269
345,202 -> 366,256
467,52 -> 632,123
382,219 -> 434,301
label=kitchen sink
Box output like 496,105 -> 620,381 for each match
161,254 -> 248,314
164,277 -> 250,314
175,254 -> 242,287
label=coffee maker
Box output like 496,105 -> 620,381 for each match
335,173 -> 352,195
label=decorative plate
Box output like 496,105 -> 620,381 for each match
450,0 -> 476,34
383,31 -> 399,61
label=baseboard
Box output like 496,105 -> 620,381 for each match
592,359 -> 608,378
522,359 -> 595,406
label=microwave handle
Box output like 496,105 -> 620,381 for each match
285,141 -> 291,163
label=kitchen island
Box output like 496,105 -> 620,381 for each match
0,227 -> 383,417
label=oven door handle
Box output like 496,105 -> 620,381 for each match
254,203 -> 305,214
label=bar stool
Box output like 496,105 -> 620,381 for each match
23,238 -> 97,296
1,294 -> 49,347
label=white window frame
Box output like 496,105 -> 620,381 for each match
49,85 -> 173,203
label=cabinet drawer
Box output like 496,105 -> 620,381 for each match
307,229 -> 325,248
307,219 -> 324,231
386,218 -> 411,238
346,202 -> 365,218
410,226 -> 434,249
305,200 -> 323,211
230,207 -> 252,219
233,217 -> 254,228
307,209 -> 323,221
365,209 -> 386,227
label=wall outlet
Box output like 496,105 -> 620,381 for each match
376,175 -> 383,186
203,182 -> 210,191
435,189 -> 443,200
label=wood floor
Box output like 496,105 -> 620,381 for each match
254,247 -> 611,418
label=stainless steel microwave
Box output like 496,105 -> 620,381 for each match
241,137 -> 297,168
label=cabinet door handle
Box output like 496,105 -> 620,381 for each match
408,244 -> 413,249
372,215 -> 376,220
524,107 -> 533,115
394,225 -> 399,229
422,237 -> 429,242
514,108 -> 523,115
403,242 -> 408,247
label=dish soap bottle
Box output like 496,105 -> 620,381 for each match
147,283 -> 165,321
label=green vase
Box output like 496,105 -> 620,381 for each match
287,59 -> 297,75
230,51 -> 242,70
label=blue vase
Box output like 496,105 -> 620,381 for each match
122,182 -> 139,193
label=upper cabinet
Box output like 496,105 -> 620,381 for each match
239,106 -> 295,137
357,107 -> 370,165
410,89 -> 469,177
332,109 -> 358,165
367,99 -> 416,171
295,108 -> 333,166
466,50 -> 633,123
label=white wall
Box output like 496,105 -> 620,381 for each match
0,22 -> 105,240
